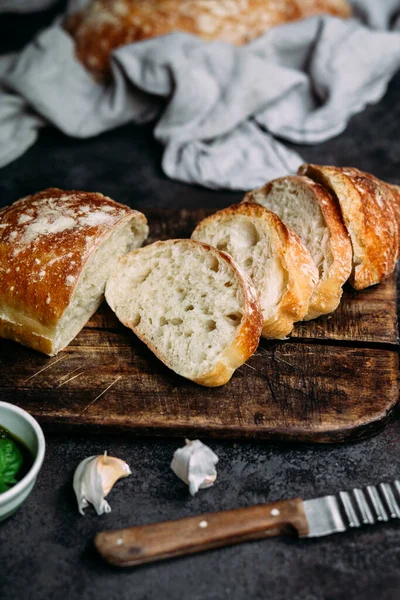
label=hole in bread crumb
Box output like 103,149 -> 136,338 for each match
209,257 -> 219,272
137,270 -> 151,284
184,331 -> 193,337
184,305 -> 194,312
201,293 -> 207,298
132,314 -> 141,327
170,318 -> 183,326
205,319 -> 217,332
217,241 -> 228,252
224,281 -> 233,288
177,287 -> 184,294
244,257 -> 253,268
226,312 -> 242,324
160,316 -> 167,326
240,222 -> 260,247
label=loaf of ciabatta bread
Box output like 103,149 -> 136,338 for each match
66,0 -> 352,80
105,239 -> 263,386
0,188 -> 148,355
244,175 -> 352,320
191,202 -> 318,338
299,165 -> 399,290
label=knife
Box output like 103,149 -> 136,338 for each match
95,480 -> 400,567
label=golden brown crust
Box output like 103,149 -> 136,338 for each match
299,165 -> 399,290
191,202 -> 318,339
245,175 -> 352,320
65,0 -> 352,80
386,183 -> 400,254
0,188 -> 148,354
108,239 -> 263,387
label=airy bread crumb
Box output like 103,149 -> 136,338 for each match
105,239 -> 263,386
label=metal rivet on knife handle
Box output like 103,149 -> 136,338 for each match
94,498 -> 309,567
95,480 -> 400,566
366,486 -> 389,522
352,488 -> 374,525
339,491 -> 360,528
378,483 -> 400,519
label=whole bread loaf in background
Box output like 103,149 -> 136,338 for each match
0,188 -> 148,355
299,165 -> 399,290
105,239 -> 263,386
65,0 -> 352,80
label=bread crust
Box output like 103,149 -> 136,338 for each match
106,239 -> 263,387
192,202 -> 318,338
245,175 -> 352,320
0,188 -> 148,355
299,165 -> 399,290
65,0 -> 352,80
386,183 -> 400,254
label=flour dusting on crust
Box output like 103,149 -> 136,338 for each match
0,188 -> 137,323
65,0 -> 352,80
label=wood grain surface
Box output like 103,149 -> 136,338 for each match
0,209 -> 398,443
94,498 -> 308,567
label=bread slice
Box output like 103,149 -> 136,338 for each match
0,188 -> 148,355
191,202 -> 318,338
299,165 -> 399,290
244,176 -> 352,320
105,239 -> 263,387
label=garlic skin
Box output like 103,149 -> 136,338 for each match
73,453 -> 131,516
171,439 -> 218,496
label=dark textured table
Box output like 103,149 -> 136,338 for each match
1,9 -> 400,600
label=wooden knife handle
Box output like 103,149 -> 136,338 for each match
94,498 -> 308,567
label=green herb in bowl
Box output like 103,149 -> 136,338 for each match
0,402 -> 45,521
0,427 -> 32,494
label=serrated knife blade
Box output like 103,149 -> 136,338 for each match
303,481 -> 400,537
95,480 -> 400,568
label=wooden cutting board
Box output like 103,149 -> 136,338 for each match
0,209 -> 398,443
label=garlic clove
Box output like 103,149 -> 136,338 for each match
73,452 -> 131,516
171,439 -> 218,496
98,454 -> 132,497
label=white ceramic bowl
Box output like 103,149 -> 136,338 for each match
0,401 -> 45,521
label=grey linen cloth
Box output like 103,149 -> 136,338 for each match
0,0 -> 400,190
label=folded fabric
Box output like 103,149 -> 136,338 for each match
0,0 -> 399,190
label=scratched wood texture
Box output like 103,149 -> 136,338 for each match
0,209 -> 398,443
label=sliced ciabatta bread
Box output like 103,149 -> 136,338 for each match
191,203 -> 318,338
299,165 -> 399,290
244,176 -> 352,320
105,239 -> 263,387
0,188 -> 148,355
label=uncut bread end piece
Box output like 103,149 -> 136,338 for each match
299,165 -> 399,290
191,202 -> 318,338
0,188 -> 148,355
244,176 -> 352,320
105,239 -> 263,387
